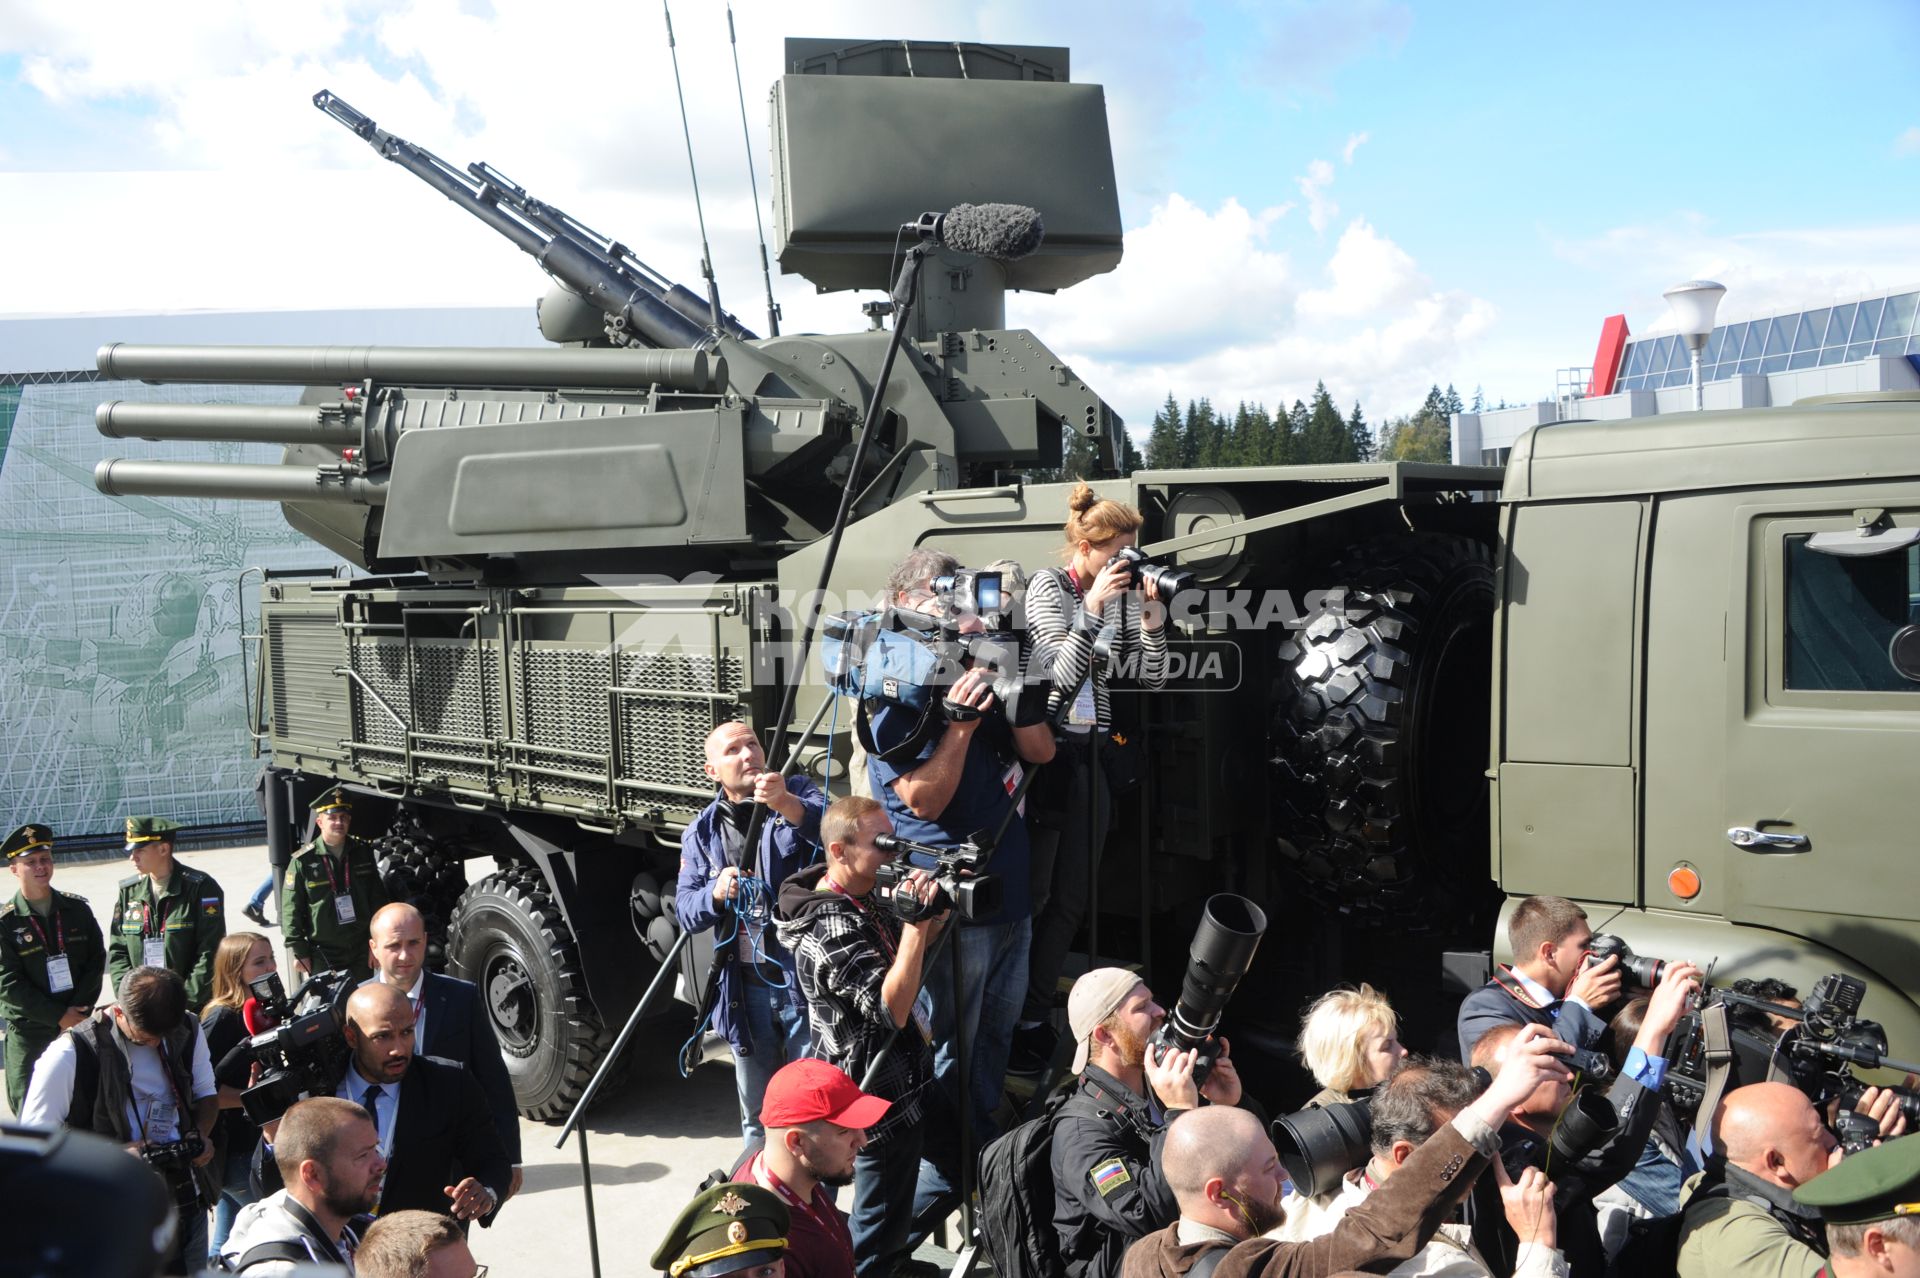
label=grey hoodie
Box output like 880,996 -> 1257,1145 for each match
219,1188 -> 361,1275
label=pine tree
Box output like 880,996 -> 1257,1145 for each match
1146,393 -> 1182,470
1347,401 -> 1372,462
1179,399 -> 1202,469
1059,423 -> 1098,481
1245,403 -> 1276,466
1287,399 -> 1310,464
1302,381 -> 1348,462
1470,385 -> 1485,413
1443,383 -> 1464,416
1120,431 -> 1145,476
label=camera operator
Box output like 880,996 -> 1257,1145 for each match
870,549 -> 1055,1213
1272,1057 -> 1568,1278
365,903 -> 522,1199
1456,897 -> 1626,1078
1052,968 -> 1242,1278
775,795 -> 946,1278
255,982 -> 510,1227
19,964 -> 219,1273
219,1095 -> 382,1274
0,822 -> 105,1114
1011,484 -> 1170,1075
1466,960 -> 1701,1278
1676,1080 -> 1909,1278
676,720 -> 823,1153
1121,1033 -> 1574,1278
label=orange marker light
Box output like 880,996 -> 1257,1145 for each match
1668,865 -> 1702,900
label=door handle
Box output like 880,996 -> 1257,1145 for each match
1727,826 -> 1811,853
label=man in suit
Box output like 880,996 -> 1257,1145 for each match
1455,895 -> 1624,1077
259,981 -> 510,1226
366,902 -> 523,1199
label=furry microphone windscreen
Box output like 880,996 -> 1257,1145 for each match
939,203 -> 1046,260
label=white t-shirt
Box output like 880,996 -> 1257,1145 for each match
20,1020 -> 216,1139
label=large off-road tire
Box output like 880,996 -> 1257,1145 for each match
446,870 -> 612,1121
1272,532 -> 1496,922
375,819 -> 469,970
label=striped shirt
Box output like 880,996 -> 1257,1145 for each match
1024,566 -> 1170,729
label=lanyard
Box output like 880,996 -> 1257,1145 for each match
824,877 -> 896,962
1491,965 -> 1556,1013
321,845 -> 352,898
25,904 -> 65,956
136,1036 -> 192,1143
142,888 -> 172,940
749,1152 -> 853,1265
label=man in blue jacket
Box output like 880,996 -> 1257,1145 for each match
677,719 -> 825,1149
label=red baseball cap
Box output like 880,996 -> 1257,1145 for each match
760,1059 -> 892,1130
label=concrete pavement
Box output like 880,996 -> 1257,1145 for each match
5,840 -> 742,1275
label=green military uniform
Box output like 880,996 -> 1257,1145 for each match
108,816 -> 226,1010
649,1183 -> 790,1278
281,788 -> 390,982
1796,1133 -> 1920,1274
0,824 -> 106,1113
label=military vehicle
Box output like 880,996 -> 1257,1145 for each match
90,37 -> 1920,1120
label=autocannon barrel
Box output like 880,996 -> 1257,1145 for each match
96,402 -> 363,446
96,343 -> 727,393
93,460 -> 388,505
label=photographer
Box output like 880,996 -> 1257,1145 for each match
1456,897 -> 1626,1078
869,549 -> 1054,1210
1676,1080 -> 1908,1278
1296,983 -> 1408,1108
219,1095 -> 381,1274
1121,1032 -> 1573,1278
202,931 -> 277,1260
775,795 -> 946,1278
19,965 -> 219,1273
1052,968 -> 1242,1278
1012,484 -> 1169,1075
676,720 -> 823,1152
1273,1057 -> 1568,1278
1467,960 -> 1702,1278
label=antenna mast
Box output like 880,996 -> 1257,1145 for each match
727,5 -> 781,336
662,1 -> 724,329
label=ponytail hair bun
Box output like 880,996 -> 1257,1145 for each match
1062,481 -> 1144,553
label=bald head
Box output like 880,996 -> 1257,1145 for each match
346,981 -> 417,1085
368,902 -> 428,988
703,720 -> 766,800
1163,1106 -> 1270,1207
1714,1082 -> 1839,1188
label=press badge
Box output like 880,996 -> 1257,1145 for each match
45,955 -> 73,993
143,937 -> 167,968
1069,680 -> 1097,727
334,894 -> 358,925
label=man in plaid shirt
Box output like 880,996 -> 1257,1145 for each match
778,795 -> 947,1278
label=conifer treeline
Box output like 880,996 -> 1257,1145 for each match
1037,382 -> 1481,480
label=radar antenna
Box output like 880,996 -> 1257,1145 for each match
662,1 -> 725,330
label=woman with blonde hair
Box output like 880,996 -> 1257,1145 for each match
200,930 -> 277,1259
1011,481 -> 1171,1072
1297,982 -> 1407,1106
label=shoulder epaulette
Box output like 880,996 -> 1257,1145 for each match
118,874 -> 142,889
0,900 -> 15,918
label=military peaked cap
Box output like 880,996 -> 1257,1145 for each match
1795,1130 -> 1920,1226
125,816 -> 182,846
310,786 -> 353,814
3,824 -> 53,859
649,1184 -> 789,1278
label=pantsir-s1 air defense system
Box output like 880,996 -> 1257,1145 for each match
94,38 -> 1920,1120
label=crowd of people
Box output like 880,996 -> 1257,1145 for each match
6,481 -> 1920,1278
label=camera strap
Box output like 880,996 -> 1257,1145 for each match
1693,1000 -> 1735,1152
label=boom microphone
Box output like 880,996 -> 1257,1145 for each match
903,204 -> 1046,260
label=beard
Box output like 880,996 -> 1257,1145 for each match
319,1169 -> 381,1218
1109,1020 -> 1151,1069
797,1146 -> 857,1189
1240,1187 -> 1287,1237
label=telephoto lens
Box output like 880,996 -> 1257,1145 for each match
1272,1100 -> 1374,1198
1585,933 -> 1667,989
1546,1087 -> 1618,1166
1148,894 -> 1267,1088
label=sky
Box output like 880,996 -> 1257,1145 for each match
2,0 -> 1917,430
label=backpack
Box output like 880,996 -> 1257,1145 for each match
210,1240 -> 339,1273
976,1087 -> 1094,1278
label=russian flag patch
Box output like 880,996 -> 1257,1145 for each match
1090,1158 -> 1131,1197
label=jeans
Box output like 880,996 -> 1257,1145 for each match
732,972 -> 811,1148
1023,742 -> 1110,1024
246,873 -> 272,913
914,915 -> 1030,1231
850,1120 -> 925,1278
209,1141 -> 256,1257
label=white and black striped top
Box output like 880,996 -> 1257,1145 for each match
1024,566 -> 1170,729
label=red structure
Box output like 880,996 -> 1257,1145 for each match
1588,314 -> 1630,395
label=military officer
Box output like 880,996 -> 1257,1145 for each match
650,1182 -> 792,1278
1796,1133 -> 1920,1277
0,823 -> 106,1114
283,787 -> 390,982
108,815 -> 226,1009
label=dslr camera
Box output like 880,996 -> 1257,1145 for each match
215,968 -> 356,1126
1108,546 -> 1194,599
1584,932 -> 1668,988
871,831 -> 1002,923
1148,894 -> 1266,1089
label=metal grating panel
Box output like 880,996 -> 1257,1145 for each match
513,648 -> 613,803
349,635 -> 409,776
615,650 -> 741,817
267,612 -> 349,753
412,641 -> 498,790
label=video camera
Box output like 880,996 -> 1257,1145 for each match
871,831 -> 1002,923
215,968 -> 357,1126
1664,971 -> 1920,1128
1147,894 -> 1266,1089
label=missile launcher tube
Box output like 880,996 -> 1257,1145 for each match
96,342 -> 726,393
93,459 -> 388,505
96,401 -> 363,446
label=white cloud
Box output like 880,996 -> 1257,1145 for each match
1341,131 -> 1369,165
1297,159 -> 1338,233
1298,219 -> 1422,319
1896,126 -> 1920,157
